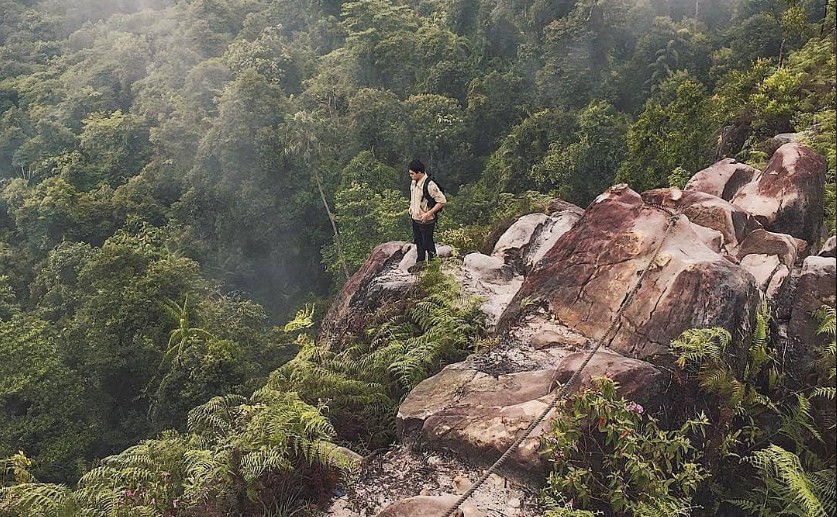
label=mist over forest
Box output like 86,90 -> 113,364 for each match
0,0 -> 834,515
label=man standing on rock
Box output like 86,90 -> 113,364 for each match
408,159 -> 446,271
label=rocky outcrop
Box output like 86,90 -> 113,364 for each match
685,158 -> 759,201
731,143 -> 826,244
319,241 -> 413,347
820,236 -> 836,257
551,351 -> 666,407
458,253 -> 523,329
491,204 -> 584,275
737,228 -> 801,267
396,345 -> 573,480
675,190 -> 763,254
457,205 -> 581,329
501,204 -> 583,274
319,141 -> 832,516
739,254 -> 789,301
500,185 -> 760,364
491,213 -> 550,273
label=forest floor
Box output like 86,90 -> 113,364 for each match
322,446 -> 541,517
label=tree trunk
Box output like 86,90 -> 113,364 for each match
313,168 -> 350,280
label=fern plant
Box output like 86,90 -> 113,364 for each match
74,434 -> 190,517
0,482 -> 78,517
271,261 -> 485,448
0,451 -> 79,517
730,444 -> 836,517
813,305 -> 836,401
671,303 -> 836,516
183,388 -> 342,514
1,390 -> 347,517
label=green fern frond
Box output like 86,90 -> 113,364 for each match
810,468 -> 837,516
76,465 -> 117,488
284,304 -> 315,333
699,367 -> 745,405
812,386 -> 836,400
671,327 -> 731,367
187,394 -> 249,437
0,483 -> 77,516
389,354 -> 427,390
815,306 -> 836,338
239,448 -> 291,482
746,445 -> 830,517
727,494 -> 772,516
779,394 -> 823,445
356,341 -> 406,371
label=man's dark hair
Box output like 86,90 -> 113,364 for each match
408,159 -> 425,173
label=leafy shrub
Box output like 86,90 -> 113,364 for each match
670,304 -> 836,516
0,390 -> 346,517
270,261 -> 486,448
540,377 -> 708,517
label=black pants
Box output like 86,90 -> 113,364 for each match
412,219 -> 436,262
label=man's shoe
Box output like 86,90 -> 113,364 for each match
408,261 -> 425,274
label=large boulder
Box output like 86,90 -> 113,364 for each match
819,236 -> 836,257
458,253 -> 523,329
464,253 -> 515,284
491,213 -> 550,273
396,338 -> 573,478
527,203 -> 584,271
642,189 -> 799,300
551,351 -> 666,408
396,340 -> 666,481
499,185 -> 760,365
418,394 -> 555,480
491,203 -> 583,275
789,256 -> 836,357
679,191 -> 763,254
318,241 -> 412,347
731,143 -> 826,244
685,158 -> 759,201
643,188 -> 762,255
737,228 -> 802,267
469,203 -> 582,326
397,351 -> 563,481
739,254 -> 790,302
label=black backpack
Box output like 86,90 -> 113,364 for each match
422,174 -> 445,210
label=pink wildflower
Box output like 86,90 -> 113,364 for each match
625,401 -> 644,414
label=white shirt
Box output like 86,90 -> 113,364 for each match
410,174 -> 447,221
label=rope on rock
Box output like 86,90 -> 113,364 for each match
439,204 -> 681,517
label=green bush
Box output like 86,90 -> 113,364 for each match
540,377 -> 708,516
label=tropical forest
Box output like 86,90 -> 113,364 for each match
0,0 -> 835,516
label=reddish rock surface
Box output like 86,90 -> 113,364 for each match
731,143 -> 826,244
737,228 -> 800,267
789,256 -> 836,354
685,158 -> 759,201
551,351 -> 665,407
500,185 -> 760,364
318,241 -> 411,347
679,191 -> 763,253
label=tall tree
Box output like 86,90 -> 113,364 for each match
616,72 -> 714,192
532,101 -> 629,205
